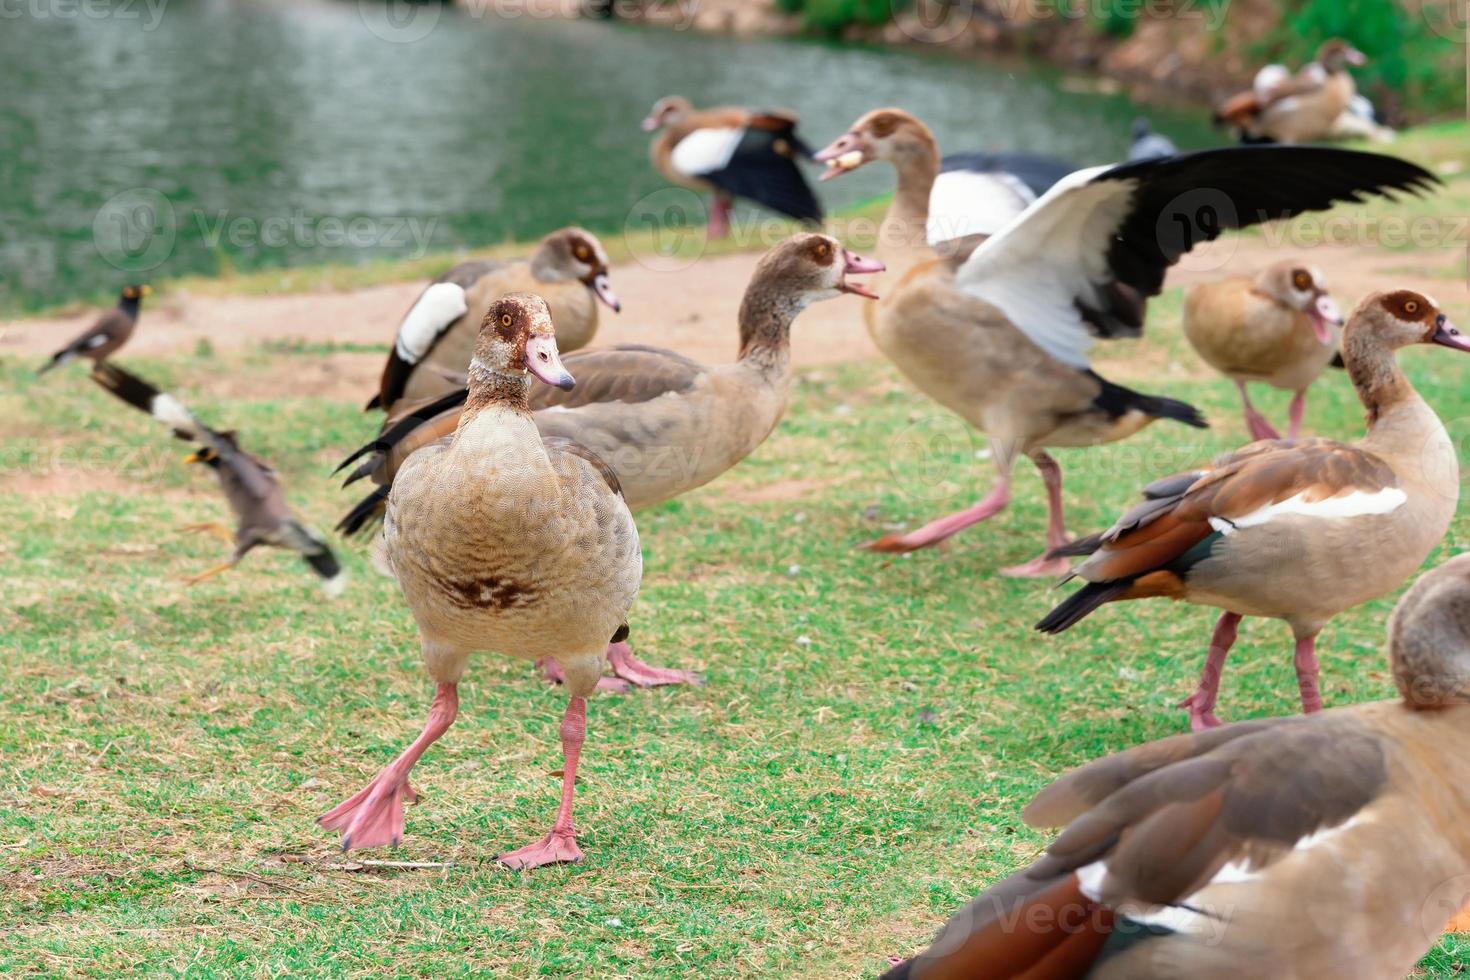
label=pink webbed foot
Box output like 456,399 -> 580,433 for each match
860,484 -> 1012,554
1244,410 -> 1281,442
495,830 -> 584,871
1000,553 -> 1072,579
607,642 -> 703,688
318,771 -> 420,851
1177,692 -> 1224,732
537,656 -> 629,694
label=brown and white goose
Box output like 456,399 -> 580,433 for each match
814,108 -> 1434,576
367,227 -> 618,411
37,284 -> 149,375
1038,290 -> 1467,731
320,293 -> 640,869
886,552 -> 1470,980
642,96 -> 823,239
1183,260 -> 1344,440
334,234 -> 882,689
1215,39 -> 1368,145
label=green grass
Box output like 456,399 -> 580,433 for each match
2,125 -> 1469,977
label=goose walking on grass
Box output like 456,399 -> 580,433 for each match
888,553 -> 1470,980
1038,291 -> 1467,731
335,234 -> 883,690
320,294 -> 640,869
1183,260 -> 1345,441
814,108 -> 1437,576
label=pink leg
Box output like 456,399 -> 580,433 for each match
707,196 -> 731,240
1002,452 -> 1073,578
319,682 -> 458,851
537,656 -> 628,694
861,479 -> 1011,553
1294,633 -> 1323,714
1287,390 -> 1307,440
496,696 -> 588,870
1236,381 -> 1280,441
1177,612 -> 1241,732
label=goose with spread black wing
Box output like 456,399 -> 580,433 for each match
814,108 -> 1437,576
643,96 -> 823,239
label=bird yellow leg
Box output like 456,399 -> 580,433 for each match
179,522 -> 235,545
183,561 -> 236,586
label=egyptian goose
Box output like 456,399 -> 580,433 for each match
320,293 -> 640,868
1215,39 -> 1368,144
813,108 -> 1434,576
1127,117 -> 1178,161
334,234 -> 883,689
642,96 -> 823,240
1183,260 -> 1344,440
38,284 -> 149,375
367,228 -> 618,411
88,363 -> 344,594
1037,290 -> 1467,731
886,553 -> 1470,980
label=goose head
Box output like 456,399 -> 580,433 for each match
533,227 -> 620,313
1318,39 -> 1368,72
641,95 -> 692,132
1259,261 -> 1341,345
813,108 -> 937,182
749,234 -> 884,308
1347,289 -> 1466,353
475,293 -> 574,391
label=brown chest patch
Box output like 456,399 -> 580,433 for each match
438,574 -> 539,611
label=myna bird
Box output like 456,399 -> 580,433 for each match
88,362 -> 345,594
38,284 -> 150,375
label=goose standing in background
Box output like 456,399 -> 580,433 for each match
1039,291 -> 1467,731
1215,39 -> 1368,144
335,235 -> 882,690
88,363 -> 344,594
37,284 -> 149,375
642,96 -> 823,239
368,228 -> 619,411
1127,117 -> 1177,161
887,553 -> 1470,980
1184,260 -> 1344,440
321,294 -> 641,869
814,108 -> 1435,575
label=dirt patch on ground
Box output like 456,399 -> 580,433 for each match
713,476 -> 844,504
2,238 -> 1459,387
0,467 -> 188,500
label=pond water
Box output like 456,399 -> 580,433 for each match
0,0 -> 1218,311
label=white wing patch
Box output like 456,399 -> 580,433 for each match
670,127 -> 742,178
395,282 -> 468,364
84,333 -> 110,349
953,166 -> 1135,368
927,169 -> 1034,242
1209,487 -> 1407,535
150,393 -> 197,432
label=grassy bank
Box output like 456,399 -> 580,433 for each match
2,121 -> 1468,977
